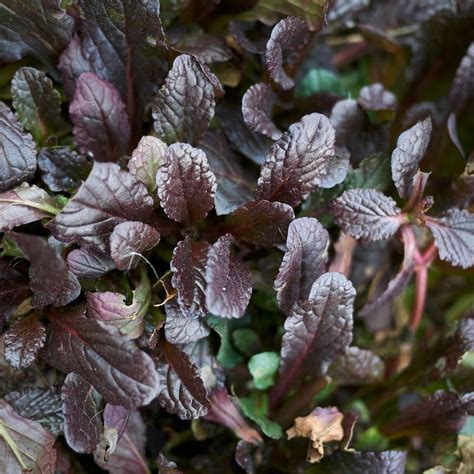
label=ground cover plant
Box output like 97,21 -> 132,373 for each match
0,0 -> 473,472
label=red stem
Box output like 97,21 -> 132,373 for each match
409,263 -> 428,332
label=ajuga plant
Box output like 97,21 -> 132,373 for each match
0,1 -> 474,473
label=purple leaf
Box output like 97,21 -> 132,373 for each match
38,147 -> 91,193
426,209 -> 474,269
357,83 -> 396,112
0,399 -> 57,473
227,200 -> 295,248
103,404 -> 130,443
318,151 -> 350,189
171,237 -> 210,318
3,315 -> 46,369
110,221 -> 160,270
154,339 -> 210,419
128,136 -> 167,193
48,162 -> 155,251
152,54 -> 219,145
242,83 -> 282,140
0,259 -> 30,324
175,32 -> 233,64
0,183 -> 58,232
0,102 -> 37,192
67,247 -> 115,280
442,318 -> 474,375
61,373 -> 102,454
265,17 -> 309,90
70,73 -> 130,162
8,232 -> 81,308
255,113 -> 336,207
42,305 -> 160,408
330,189 -> 403,241
156,143 -> 217,225
235,441 -> 255,474
228,20 -> 268,54
164,300 -> 210,345
205,234 -> 252,319
391,118 -> 432,199
274,218 -> 329,315
447,112 -> 465,160
320,451 -> 406,474
449,42 -> 474,111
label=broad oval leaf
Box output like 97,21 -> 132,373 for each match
227,200 -> 295,248
0,102 -> 37,192
274,217 -> 329,314
391,117 -> 432,199
265,17 -> 309,90
164,300 -> 210,345
70,73 -> 130,162
255,113 -> 336,207
110,221 -> 160,270
42,306 -> 160,408
357,83 -> 396,112
152,54 -> 218,145
330,188 -> 403,241
426,209 -> 474,269
61,373 -> 102,454
242,83 -> 282,140
205,234 -> 252,319
156,143 -> 217,225
67,247 -> 115,280
48,162 -> 155,251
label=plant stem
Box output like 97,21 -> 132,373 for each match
409,264 -> 428,331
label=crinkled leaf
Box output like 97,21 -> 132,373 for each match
11,67 -> 63,143
255,113 -> 336,206
449,42 -> 474,111
329,347 -> 385,385
248,352 -> 279,390
154,339 -> 210,419
227,200 -> 295,248
48,162 -> 154,251
4,388 -> 63,437
0,102 -> 37,192
110,221 -> 160,270
330,188 -> 403,241
0,399 -> 57,473
171,237 -> 210,318
205,234 -> 252,319
265,16 -> 309,90
0,0 -> 73,65
67,247 -> 115,279
8,232 -> 81,308
3,316 -> 46,370
0,259 -> 30,323
198,130 -> 254,215
357,83 -> 396,112
426,209 -> 474,269
152,54 -> 218,145
128,136 -> 167,193
242,83 -> 282,140
274,218 -> 329,314
0,183 -> 58,232
157,143 -> 217,225
70,73 -> 130,162
42,306 -> 160,408
61,373 -> 102,454
38,148 -> 91,193
164,300 -> 210,345
442,318 -> 474,375
391,118 -> 432,199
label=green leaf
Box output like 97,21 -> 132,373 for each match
296,68 -> 345,98
346,153 -> 391,191
248,352 -> 279,390
239,393 -> 283,439
460,416 -> 474,435
1,234 -> 23,258
205,315 -> 243,369
232,328 -> 261,356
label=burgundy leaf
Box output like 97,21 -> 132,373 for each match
171,237 -> 210,318
48,162 -> 155,251
205,234 -> 252,319
156,143 -> 217,225
330,189 -> 404,241
8,232 -> 81,308
235,441 -> 255,474
3,316 -> 46,370
61,373 -> 102,454
128,136 -> 167,193
442,318 -> 474,374
449,42 -> 474,111
242,83 -> 282,140
330,99 -> 365,150
0,259 -> 30,323
0,399 -> 57,473
152,54 -> 218,145
38,147 -> 91,193
426,209 -> 474,268
70,73 -> 130,162
318,151 -> 350,189
357,83 -> 396,112
175,32 -> 233,64
265,17 -> 309,90
391,118 -> 432,199
227,200 -> 295,248
0,102 -> 37,192
274,217 -> 329,314
228,20 -> 268,54
110,221 -> 160,270
67,247 -> 115,279
164,300 -> 210,345
154,339 -> 210,419
42,306 -> 160,408
103,403 -> 130,444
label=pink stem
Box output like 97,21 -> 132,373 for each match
409,264 -> 428,332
